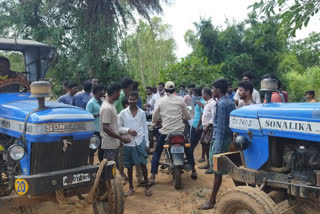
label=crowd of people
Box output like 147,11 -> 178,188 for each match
56,72 -> 318,208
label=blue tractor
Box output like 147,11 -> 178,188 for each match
213,78 -> 320,214
0,38 -> 124,214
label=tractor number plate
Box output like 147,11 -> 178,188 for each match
63,173 -> 90,186
171,146 -> 184,153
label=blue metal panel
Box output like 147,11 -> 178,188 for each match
243,134 -> 269,170
258,102 -> 320,122
0,93 -> 35,105
230,104 -> 263,119
20,141 -> 31,175
258,102 -> 320,142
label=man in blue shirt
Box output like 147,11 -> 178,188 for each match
57,82 -> 78,105
201,79 -> 235,210
86,84 -> 105,164
72,80 -> 92,109
191,87 -> 206,164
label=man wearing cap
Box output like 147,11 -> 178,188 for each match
149,81 -> 197,184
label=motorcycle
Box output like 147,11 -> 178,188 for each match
161,131 -> 192,189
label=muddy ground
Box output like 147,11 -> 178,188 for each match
4,145 -> 235,214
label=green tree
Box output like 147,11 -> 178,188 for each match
0,0 -> 170,95
160,56 -> 222,87
124,17 -> 176,87
252,0 -> 320,36
184,15 -> 286,86
285,66 -> 320,102
289,32 -> 320,68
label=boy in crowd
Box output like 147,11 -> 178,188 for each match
306,91 -> 316,102
86,84 -> 105,164
234,72 -> 261,107
57,82 -> 78,105
198,88 -> 216,170
191,87 -> 205,163
237,81 -> 254,108
119,91 -> 152,196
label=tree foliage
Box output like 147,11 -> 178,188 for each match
124,17 -> 176,87
0,0 -> 170,95
177,14 -> 286,87
252,0 -> 320,36
160,56 -> 222,87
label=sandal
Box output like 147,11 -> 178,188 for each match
144,187 -> 152,196
124,189 -> 135,197
200,201 -> 215,210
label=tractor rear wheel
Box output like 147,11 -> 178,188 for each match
93,178 -> 125,214
214,186 -> 280,214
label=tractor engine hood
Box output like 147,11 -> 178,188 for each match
230,102 -> 320,141
0,93 -> 94,142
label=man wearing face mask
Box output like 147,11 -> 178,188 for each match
178,84 -> 187,97
145,82 -> 166,111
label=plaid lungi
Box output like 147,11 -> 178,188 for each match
200,125 -> 213,144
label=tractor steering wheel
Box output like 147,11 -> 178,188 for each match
0,78 -> 30,92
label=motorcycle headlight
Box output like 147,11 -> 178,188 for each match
8,144 -> 25,161
89,135 -> 100,150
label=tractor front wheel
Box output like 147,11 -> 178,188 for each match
214,186 -> 280,214
93,178 -> 125,214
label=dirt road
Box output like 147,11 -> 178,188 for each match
4,146 -> 234,214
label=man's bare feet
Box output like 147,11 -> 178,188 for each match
200,201 -> 215,210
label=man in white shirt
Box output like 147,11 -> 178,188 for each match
234,72 -> 261,107
199,88 -> 216,170
146,82 -> 166,111
119,91 -> 152,196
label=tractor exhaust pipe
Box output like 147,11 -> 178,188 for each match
260,77 -> 278,104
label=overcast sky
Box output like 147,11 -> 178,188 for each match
160,0 -> 319,59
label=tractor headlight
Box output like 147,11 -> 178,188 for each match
234,136 -> 251,151
8,144 -> 25,161
89,135 -> 100,150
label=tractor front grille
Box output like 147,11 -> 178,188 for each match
30,139 -> 89,175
